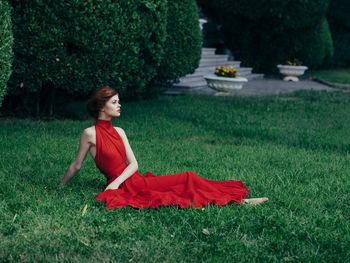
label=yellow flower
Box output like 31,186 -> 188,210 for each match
221,72 -> 224,75
55,57 -> 60,62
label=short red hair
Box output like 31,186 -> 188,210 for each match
87,86 -> 118,119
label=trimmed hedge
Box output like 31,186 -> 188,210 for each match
327,0 -> 350,68
157,0 -> 202,81
7,0 -> 168,116
5,0 -> 201,117
297,17 -> 333,69
0,0 -> 13,106
198,0 -> 333,73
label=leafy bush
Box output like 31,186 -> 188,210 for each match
0,0 -> 13,106
5,0 -> 202,117
296,17 -> 333,68
156,0 -> 202,81
7,0 -> 168,116
327,0 -> 350,68
198,0 -> 333,73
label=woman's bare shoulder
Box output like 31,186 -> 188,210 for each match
82,126 -> 96,140
84,125 -> 96,134
115,127 -> 126,137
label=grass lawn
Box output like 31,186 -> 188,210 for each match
302,68 -> 350,89
1,90 -> 349,262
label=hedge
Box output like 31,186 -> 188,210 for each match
7,0 -> 168,116
0,0 -> 13,107
327,0 -> 350,68
156,0 -> 202,81
5,0 -> 202,117
198,0 -> 333,73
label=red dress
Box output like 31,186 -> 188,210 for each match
95,120 -> 248,209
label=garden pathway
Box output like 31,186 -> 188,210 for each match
164,78 -> 338,96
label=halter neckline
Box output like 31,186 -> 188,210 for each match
95,119 -> 112,127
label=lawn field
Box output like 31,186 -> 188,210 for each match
303,68 -> 350,89
1,90 -> 349,262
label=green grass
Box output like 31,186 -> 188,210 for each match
302,68 -> 350,89
1,90 -> 350,262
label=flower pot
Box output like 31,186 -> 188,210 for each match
204,74 -> 248,93
277,65 -> 308,82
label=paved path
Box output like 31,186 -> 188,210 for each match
165,78 -> 339,96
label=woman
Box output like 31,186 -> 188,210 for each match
59,86 -> 268,209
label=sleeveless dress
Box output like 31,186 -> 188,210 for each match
94,119 -> 248,209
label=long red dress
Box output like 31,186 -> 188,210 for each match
95,120 -> 248,209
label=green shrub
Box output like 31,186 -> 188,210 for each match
296,17 -> 334,68
7,0 -> 168,116
198,0 -> 333,73
156,0 -> 202,81
327,0 -> 350,68
0,0 -> 13,106
6,0 -> 203,117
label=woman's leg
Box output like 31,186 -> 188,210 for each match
243,197 -> 269,205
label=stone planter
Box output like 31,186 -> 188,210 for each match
277,65 -> 308,82
204,74 -> 248,93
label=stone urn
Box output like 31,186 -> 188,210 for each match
204,74 -> 248,92
277,65 -> 308,82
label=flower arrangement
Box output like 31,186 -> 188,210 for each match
214,65 -> 239,78
286,58 -> 303,66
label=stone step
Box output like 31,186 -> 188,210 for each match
173,80 -> 208,89
196,62 -> 242,71
199,59 -> 232,66
167,47 -> 265,91
200,54 -> 229,59
177,77 -> 206,85
178,75 -> 204,83
201,48 -> 216,55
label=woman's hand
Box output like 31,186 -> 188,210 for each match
104,181 -> 120,191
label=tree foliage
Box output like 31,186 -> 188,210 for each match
0,0 -> 13,106
198,0 -> 333,73
327,0 -> 350,68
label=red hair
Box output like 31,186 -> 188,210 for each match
87,86 -> 118,119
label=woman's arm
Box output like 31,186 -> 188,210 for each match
58,129 -> 92,187
105,128 -> 138,190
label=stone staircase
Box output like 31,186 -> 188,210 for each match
164,48 -> 264,95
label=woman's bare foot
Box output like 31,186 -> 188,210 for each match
243,197 -> 269,205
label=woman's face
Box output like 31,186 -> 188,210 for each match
101,95 -> 121,117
